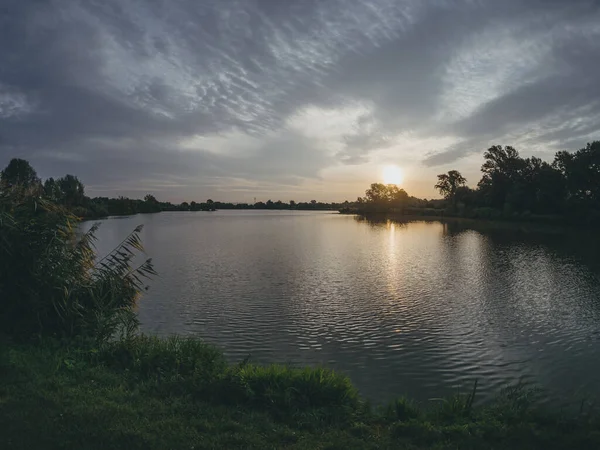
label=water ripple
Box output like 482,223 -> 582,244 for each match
84,212 -> 600,405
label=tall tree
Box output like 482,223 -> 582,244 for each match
520,157 -> 565,214
435,170 -> 466,210
477,145 -> 526,210
363,183 -> 409,212
554,141 -> 600,212
43,177 -> 61,201
386,184 -> 409,209
1,158 -> 40,189
57,175 -> 85,207
142,194 -> 161,213
364,183 -> 389,205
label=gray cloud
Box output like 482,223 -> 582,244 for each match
1,0 -> 599,199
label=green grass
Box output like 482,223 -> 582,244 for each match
2,336 -> 600,449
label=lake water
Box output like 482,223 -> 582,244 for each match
83,211 -> 600,405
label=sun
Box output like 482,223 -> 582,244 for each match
382,165 -> 403,185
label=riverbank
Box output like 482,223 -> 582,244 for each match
2,335 -> 599,449
340,207 -> 600,230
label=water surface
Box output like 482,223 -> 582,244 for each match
84,211 -> 600,404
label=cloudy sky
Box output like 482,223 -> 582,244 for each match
1,0 -> 599,202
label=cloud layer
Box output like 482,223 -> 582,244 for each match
1,0 -> 599,200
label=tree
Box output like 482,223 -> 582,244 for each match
387,184 -> 409,210
1,158 -> 40,189
454,186 -> 477,209
363,183 -> 409,212
364,183 -> 388,205
519,157 -> 565,214
43,177 -> 61,201
57,175 -> 85,207
435,170 -> 466,210
478,145 -> 526,210
554,141 -> 600,214
142,194 -> 161,213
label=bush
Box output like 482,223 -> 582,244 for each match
384,397 -> 421,421
0,183 -> 155,341
219,364 -> 360,411
99,335 -> 226,382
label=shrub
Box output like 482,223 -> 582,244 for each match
98,335 -> 226,382
384,397 -> 421,422
218,364 -> 360,412
0,183 -> 155,341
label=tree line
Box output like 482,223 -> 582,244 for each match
0,159 -> 345,218
432,142 -> 600,222
349,141 -> 600,224
3,140 -> 599,223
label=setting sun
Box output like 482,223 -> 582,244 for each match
382,165 -> 403,185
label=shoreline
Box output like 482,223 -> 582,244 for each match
2,334 -> 599,449
339,210 -> 599,231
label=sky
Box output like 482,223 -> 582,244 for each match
1,0 -> 599,202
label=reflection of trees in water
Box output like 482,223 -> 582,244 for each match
353,215 -> 600,273
354,215 -> 467,234
353,215 -> 410,229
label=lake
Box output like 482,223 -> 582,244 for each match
83,211 -> 600,405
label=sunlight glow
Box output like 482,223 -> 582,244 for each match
382,165 -> 403,185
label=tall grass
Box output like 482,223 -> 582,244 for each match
0,182 -> 156,341
96,335 -> 359,419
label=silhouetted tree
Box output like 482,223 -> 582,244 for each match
435,170 -> 466,211
387,184 -> 409,210
478,145 -> 526,211
364,183 -> 388,205
454,186 -> 477,209
43,177 -> 61,201
1,158 -> 40,189
363,183 -> 409,212
57,175 -> 85,207
141,194 -> 161,213
554,141 -> 600,215
519,157 -> 565,214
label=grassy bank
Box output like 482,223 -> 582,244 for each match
2,336 -> 600,450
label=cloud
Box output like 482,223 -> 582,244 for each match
1,0 -> 599,199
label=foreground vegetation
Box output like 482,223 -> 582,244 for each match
3,161 -> 600,448
3,335 -> 600,450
